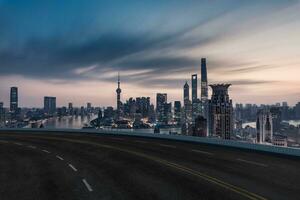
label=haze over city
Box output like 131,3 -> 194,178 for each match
1,0 -> 300,107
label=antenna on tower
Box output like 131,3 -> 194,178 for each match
117,72 -> 120,88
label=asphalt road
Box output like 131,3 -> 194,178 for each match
0,131 -> 299,200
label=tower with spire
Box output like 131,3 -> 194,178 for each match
116,73 -> 122,119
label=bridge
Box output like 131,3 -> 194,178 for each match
0,129 -> 299,200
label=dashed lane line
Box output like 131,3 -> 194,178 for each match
82,179 -> 93,192
56,155 -> 64,161
191,149 -> 214,156
236,158 -> 268,167
134,140 -> 148,144
68,164 -> 78,172
7,135 -> 268,200
111,137 -> 125,141
42,149 -> 51,154
158,143 -> 176,148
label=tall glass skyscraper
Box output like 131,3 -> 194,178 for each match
201,58 -> 209,128
201,58 -> 208,101
156,93 -> 167,123
191,74 -> 197,103
183,82 -> 189,106
10,87 -> 18,113
44,96 -> 56,115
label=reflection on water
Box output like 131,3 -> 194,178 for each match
242,120 -> 300,129
43,115 -> 96,129
43,114 -> 182,134
43,116 -> 300,132
108,128 -> 182,134
283,120 -> 300,127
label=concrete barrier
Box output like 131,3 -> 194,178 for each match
1,128 -> 300,157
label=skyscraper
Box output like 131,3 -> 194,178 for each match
0,102 -> 5,126
182,82 -> 192,135
201,58 -> 208,121
192,115 -> 207,137
44,96 -> 56,115
156,93 -> 167,123
10,87 -> 18,113
116,73 -> 122,119
163,102 -> 172,125
295,102 -> 300,119
191,74 -> 197,103
208,84 -> 233,139
183,82 -> 190,106
68,102 -> 73,115
174,101 -> 181,125
201,58 -> 208,101
257,109 -> 273,144
87,102 -> 92,113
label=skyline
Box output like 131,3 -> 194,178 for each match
1,0 -> 300,107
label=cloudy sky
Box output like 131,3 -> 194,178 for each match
0,0 -> 300,107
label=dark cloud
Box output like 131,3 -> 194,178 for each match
0,28 -> 217,81
228,80 -> 278,86
224,65 -> 277,74
0,0 -> 295,88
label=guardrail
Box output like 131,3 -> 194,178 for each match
1,128 -> 300,157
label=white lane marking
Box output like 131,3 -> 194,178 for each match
28,145 -> 36,149
236,158 -> 268,167
68,164 -> 78,172
135,140 -> 148,144
191,149 -> 214,156
42,149 -> 51,154
14,142 -> 23,146
158,143 -> 176,148
111,137 -> 125,141
56,155 -> 64,161
82,179 -> 93,192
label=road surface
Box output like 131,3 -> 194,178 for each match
0,131 -> 299,200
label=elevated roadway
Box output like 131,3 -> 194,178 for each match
0,130 -> 299,200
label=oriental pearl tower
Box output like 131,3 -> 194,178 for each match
116,73 -> 122,119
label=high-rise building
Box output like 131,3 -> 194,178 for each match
183,82 -> 190,106
235,103 -> 243,121
201,58 -> 208,120
256,109 -> 273,144
0,102 -> 5,126
192,115 -> 207,137
10,87 -> 18,113
68,102 -> 73,115
201,58 -> 208,101
87,102 -> 92,113
116,73 -> 122,119
182,82 -> 192,133
136,97 -> 151,118
174,101 -> 181,125
156,93 -> 167,123
104,106 -> 114,119
163,102 -> 172,125
191,74 -> 197,103
281,102 -> 289,120
208,84 -> 233,139
295,102 -> 300,119
192,99 -> 202,120
270,107 -> 282,134
44,96 -> 56,115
